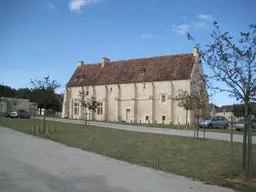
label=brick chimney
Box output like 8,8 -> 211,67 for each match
78,61 -> 84,67
102,57 -> 110,67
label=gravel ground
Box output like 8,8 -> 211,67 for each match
38,117 -> 256,144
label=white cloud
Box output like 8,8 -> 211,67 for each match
49,3 -> 56,10
170,24 -> 190,35
140,33 -> 154,38
198,14 -> 213,22
69,0 -> 102,12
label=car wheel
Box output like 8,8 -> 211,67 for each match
224,124 -> 228,129
208,124 -> 213,128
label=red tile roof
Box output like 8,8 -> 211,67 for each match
67,54 -> 195,87
216,105 -> 233,113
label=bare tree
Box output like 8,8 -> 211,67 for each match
174,89 -> 194,129
188,23 -> 256,180
191,88 -> 209,139
30,76 -> 60,132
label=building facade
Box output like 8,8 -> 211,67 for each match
62,47 -> 205,125
0,97 -> 37,115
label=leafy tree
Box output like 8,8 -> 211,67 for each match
30,76 -> 60,131
174,89 -> 194,128
188,23 -> 256,180
15,88 -> 32,100
233,103 -> 256,118
0,84 -> 16,98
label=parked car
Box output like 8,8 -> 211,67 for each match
235,118 -> 256,132
10,109 -> 31,118
4,109 -> 14,117
199,116 -> 229,129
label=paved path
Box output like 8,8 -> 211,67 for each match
0,126 -> 233,192
38,117 -> 256,144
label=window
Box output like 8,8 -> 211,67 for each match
145,116 -> 149,121
86,87 -> 89,95
162,116 -> 166,121
110,87 -> 113,93
143,83 -> 146,89
74,102 -> 79,115
161,95 -> 166,104
74,76 -> 78,81
81,75 -> 85,80
97,102 -> 103,115
140,69 -> 146,76
219,116 -> 224,121
212,116 -> 218,121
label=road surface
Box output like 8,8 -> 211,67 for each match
38,117 -> 256,144
0,126 -> 233,192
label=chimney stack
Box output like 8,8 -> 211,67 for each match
78,61 -> 84,67
193,46 -> 199,57
102,57 -> 110,67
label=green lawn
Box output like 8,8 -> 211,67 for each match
0,117 -> 255,192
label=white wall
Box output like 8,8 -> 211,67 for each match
63,79 -> 194,125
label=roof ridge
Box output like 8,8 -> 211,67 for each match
82,53 -> 192,66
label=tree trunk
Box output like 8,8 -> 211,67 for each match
185,109 -> 188,129
196,110 -> 199,139
43,103 -> 46,133
247,114 -> 252,181
242,100 -> 248,177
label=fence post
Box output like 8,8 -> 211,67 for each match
36,125 -> 39,135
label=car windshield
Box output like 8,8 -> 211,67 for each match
203,117 -> 212,120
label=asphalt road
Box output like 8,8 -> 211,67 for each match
0,126 -> 233,192
38,117 -> 256,144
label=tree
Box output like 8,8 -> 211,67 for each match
79,87 -> 99,123
191,88 -> 209,139
0,84 -> 16,98
30,76 -> 60,132
233,103 -> 256,118
174,89 -> 194,128
188,23 -> 256,180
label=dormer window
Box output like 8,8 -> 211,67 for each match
81,75 -> 85,80
74,76 -> 78,81
140,69 -> 146,76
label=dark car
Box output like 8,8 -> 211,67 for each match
4,109 -> 14,117
235,118 -> 256,132
10,109 -> 31,118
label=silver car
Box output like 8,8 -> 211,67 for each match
235,118 -> 256,132
199,116 -> 229,129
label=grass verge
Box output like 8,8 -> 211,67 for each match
0,117 -> 256,192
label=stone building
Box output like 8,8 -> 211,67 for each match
62,47 -> 205,125
0,97 -> 37,115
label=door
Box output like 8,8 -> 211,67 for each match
126,109 -> 130,123
211,116 -> 218,127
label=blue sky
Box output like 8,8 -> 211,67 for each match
0,0 -> 255,106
